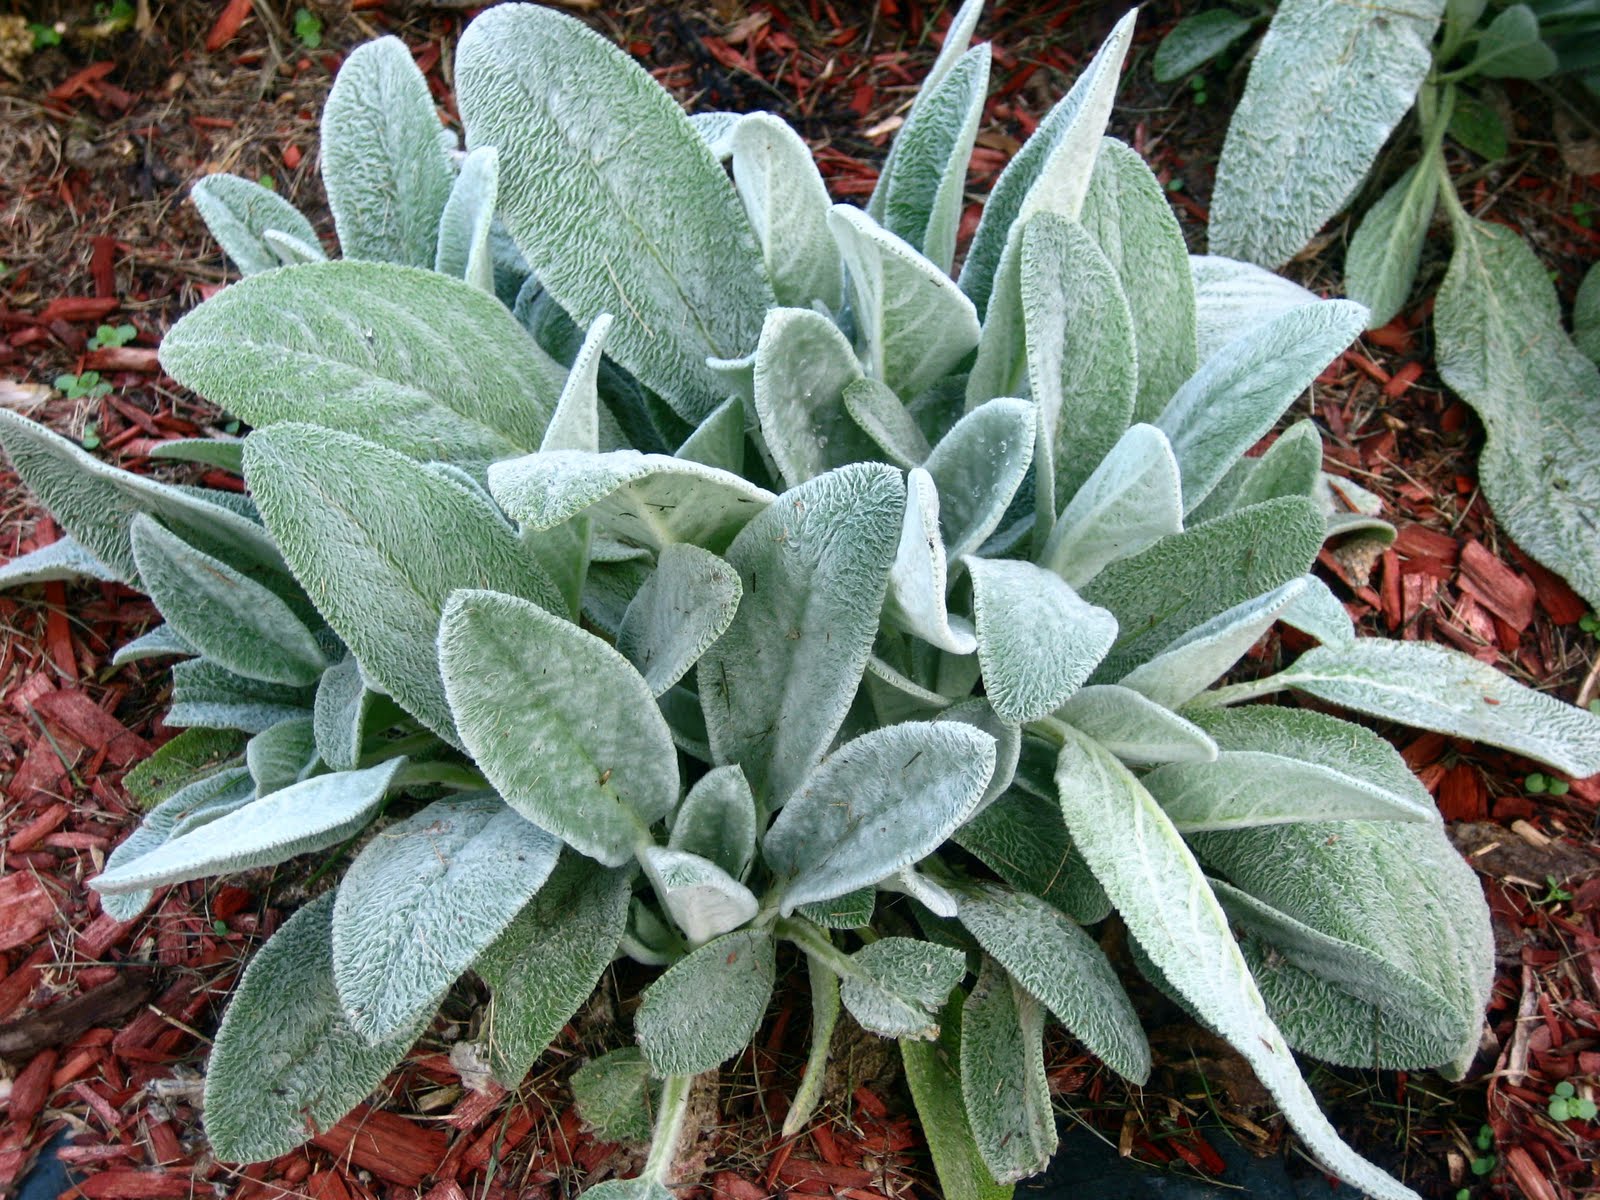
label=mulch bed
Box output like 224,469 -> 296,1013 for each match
1,2 -> 1598,1198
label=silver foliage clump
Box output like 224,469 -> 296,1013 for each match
4,3 -> 1599,1197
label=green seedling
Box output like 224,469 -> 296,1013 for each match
88,323 -> 137,351
55,371 -> 111,401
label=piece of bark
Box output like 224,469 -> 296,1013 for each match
0,969 -> 152,1060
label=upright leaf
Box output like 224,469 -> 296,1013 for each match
830,204 -> 981,399
765,722 -> 996,913
1039,423 -> 1183,588
668,765 -> 757,880
1345,163 -> 1439,330
312,655 -> 381,772
245,717 -> 318,797
1078,138 -> 1198,420
321,37 -> 454,266
476,855 -> 633,1086
191,173 -> 324,277
161,262 -> 566,473
750,307 -> 876,485
456,4 -> 774,421
874,44 -> 991,273
244,426 -> 563,747
730,113 -> 844,311
1020,213 -> 1137,510
640,846 -> 759,945
1209,0 -> 1446,268
959,10 -> 1136,317
617,543 -> 743,697
333,796 -> 561,1043
966,556 -> 1117,725
1189,254 -> 1321,363
204,895 -> 428,1163
699,464 -> 904,806
440,589 -> 679,866
1052,725 -> 1421,1200
1434,217 -> 1600,611
635,928 -> 776,1075
434,146 -> 500,292
884,469 -> 977,655
130,515 -> 326,687
923,398 -> 1036,561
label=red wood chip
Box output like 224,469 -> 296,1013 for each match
73,1170 -> 201,1198
1458,542 -> 1537,632
310,1104 -> 449,1188
7,1049 -> 58,1129
1437,763 -> 1488,821
8,801 -> 71,853
0,871 -> 61,952
1393,522 -> 1461,565
36,296 -> 120,323
710,1172 -> 768,1200
31,688 -> 149,767
776,1159 -> 877,1188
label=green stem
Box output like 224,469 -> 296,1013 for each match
359,730 -> 443,767
642,1072 -> 696,1184
775,916 -> 858,980
390,760 -> 489,791
1434,148 -> 1472,233
1183,673 -> 1294,709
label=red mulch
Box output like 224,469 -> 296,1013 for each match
2,2 -> 1599,1199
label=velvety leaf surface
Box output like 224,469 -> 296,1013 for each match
699,464 -> 903,806
476,855 -> 632,1086
1264,638 -> 1600,777
1194,818 -> 1493,1075
636,927 -> 776,1074
1055,685 -> 1218,766
1021,213 -> 1136,511
1155,300 -> 1367,515
668,765 -> 757,880
960,957 -> 1054,1183
751,307 -> 876,485
1078,138 -> 1197,421
571,1048 -> 657,1144
1345,163 -> 1438,329
617,543 -> 742,696
244,716 -> 318,797
1434,216 -> 1600,611
440,589 -> 678,866
434,146 -> 500,291
1052,724 -> 1422,1200
161,262 -> 565,472
1084,496 -> 1323,679
334,795 -> 562,1042
958,884 -> 1149,1083
312,655 -> 373,772
641,846 -> 759,945
92,759 -> 402,895
839,937 -> 967,1039
245,425 -> 563,746
953,788 -> 1111,924
730,114 -> 844,311
1209,0 -> 1446,268
0,409 -> 285,589
884,469 -> 977,655
765,722 -> 995,913
204,894 -> 428,1163
191,173 -> 324,276
1188,255 -> 1320,363
966,556 -> 1117,724
456,4 -> 773,421
489,450 -> 773,555
1039,423 -> 1183,588
167,658 -> 315,734
830,204 -> 981,399
0,536 -> 118,588
130,515 -> 326,687
321,36 -> 455,266
923,398 -> 1036,561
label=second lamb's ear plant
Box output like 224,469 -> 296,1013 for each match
4,1 -> 1598,1196
1170,0 -> 1600,614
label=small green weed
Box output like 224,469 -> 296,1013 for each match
54,371 -> 111,401
88,323 -> 137,351
294,7 -> 324,49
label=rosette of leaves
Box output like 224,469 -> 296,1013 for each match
1159,0 -> 1600,614
4,3 -> 1598,1198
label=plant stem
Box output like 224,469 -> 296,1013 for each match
642,1072 -> 696,1184
390,760 -> 489,791
1183,674 -> 1294,709
359,730 -> 443,766
775,916 -> 857,980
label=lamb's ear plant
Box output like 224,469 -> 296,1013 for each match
5,2 -> 1600,1196
1161,0 -> 1600,614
